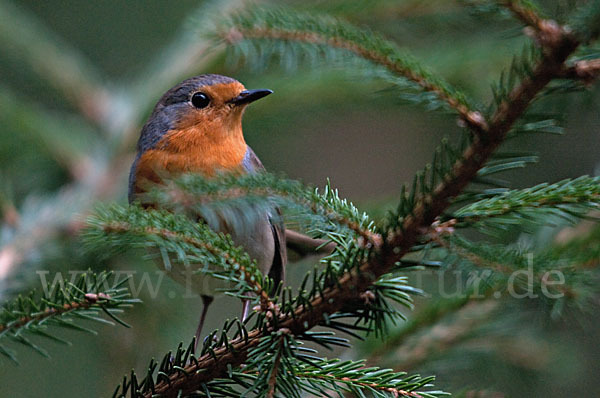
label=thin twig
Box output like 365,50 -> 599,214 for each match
502,0 -> 546,31
558,58 -> 600,84
503,1 -> 569,50
454,193 -> 600,225
266,336 -> 284,398
392,32 -> 579,247
0,300 -> 95,334
223,27 -> 489,134
295,371 -> 426,397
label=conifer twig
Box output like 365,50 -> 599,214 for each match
559,58 -> 600,84
265,335 -> 284,398
392,28 -> 580,247
165,181 -> 381,248
295,371 -> 426,398
139,11 -> 595,396
101,222 -> 272,307
222,25 -> 488,134
0,299 -> 95,334
0,271 -> 137,361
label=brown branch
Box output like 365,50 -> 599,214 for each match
0,300 -> 95,334
392,31 -> 579,248
503,1 -> 570,51
1,202 -> 19,228
502,0 -> 546,31
223,27 -> 488,134
144,16 -> 584,398
558,59 -> 600,84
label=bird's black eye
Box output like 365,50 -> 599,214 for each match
191,92 -> 210,109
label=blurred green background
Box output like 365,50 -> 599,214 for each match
0,0 -> 598,397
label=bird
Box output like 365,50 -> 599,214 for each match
127,74 -> 286,347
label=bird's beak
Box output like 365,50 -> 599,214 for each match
228,89 -> 273,106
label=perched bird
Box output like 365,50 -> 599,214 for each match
128,74 -> 286,346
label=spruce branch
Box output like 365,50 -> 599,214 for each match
105,222 -> 271,306
558,58 -> 600,83
265,342 -> 281,398
391,9 -> 582,246
449,176 -> 600,228
107,5 -> 600,396
367,223 -> 600,368
292,358 -> 445,398
0,270 -> 138,363
150,173 -> 381,248
114,334 -> 446,397
86,206 -> 273,306
245,332 -> 297,398
219,8 -> 488,133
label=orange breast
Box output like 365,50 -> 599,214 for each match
134,123 -> 247,196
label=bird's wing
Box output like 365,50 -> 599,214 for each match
244,147 -> 287,291
268,209 -> 286,292
243,147 -> 336,269
241,145 -> 267,174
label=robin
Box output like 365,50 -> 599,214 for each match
128,74 -> 335,348
128,74 -> 286,347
